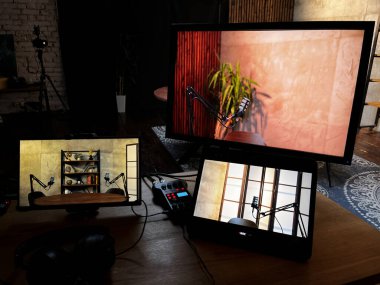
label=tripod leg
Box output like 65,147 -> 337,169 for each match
39,78 -> 50,112
45,74 -> 68,111
42,82 -> 50,112
38,79 -> 44,112
326,161 -> 332,187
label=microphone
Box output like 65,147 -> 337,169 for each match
104,173 -> 110,182
232,97 -> 250,120
47,177 -> 54,187
251,196 -> 258,209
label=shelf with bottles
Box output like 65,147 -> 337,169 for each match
61,150 -> 101,194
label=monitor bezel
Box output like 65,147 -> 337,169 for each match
166,21 -> 375,165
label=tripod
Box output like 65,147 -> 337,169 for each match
36,48 -> 68,113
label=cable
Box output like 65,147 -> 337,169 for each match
131,205 -> 168,218
144,175 -> 156,184
115,199 -> 148,257
181,224 -> 215,285
274,215 -> 284,234
153,174 -> 164,182
147,172 -> 197,184
148,172 -> 197,179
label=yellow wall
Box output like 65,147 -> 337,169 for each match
194,160 -> 228,220
19,138 -> 138,207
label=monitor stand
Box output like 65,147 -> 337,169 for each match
65,205 -> 99,217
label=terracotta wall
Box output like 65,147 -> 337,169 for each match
221,30 -> 364,156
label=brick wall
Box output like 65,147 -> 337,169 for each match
0,0 -> 66,113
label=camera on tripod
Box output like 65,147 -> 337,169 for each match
32,25 -> 48,49
30,25 -> 68,113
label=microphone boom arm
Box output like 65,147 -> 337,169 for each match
259,202 -> 297,217
186,86 -> 250,135
105,173 -> 127,195
258,202 -> 308,238
30,174 -> 54,193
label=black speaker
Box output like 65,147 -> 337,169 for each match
15,226 -> 115,285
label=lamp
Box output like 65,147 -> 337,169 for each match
186,86 -> 250,136
104,173 -> 128,197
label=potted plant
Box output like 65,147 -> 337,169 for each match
208,62 -> 259,139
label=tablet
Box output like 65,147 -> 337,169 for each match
188,146 -> 317,261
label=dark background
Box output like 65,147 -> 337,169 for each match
56,0 -> 228,125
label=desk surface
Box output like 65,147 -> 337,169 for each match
34,193 -> 128,206
1,172 -> 380,284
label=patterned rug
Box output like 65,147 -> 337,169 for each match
317,156 -> 380,231
152,125 -> 380,231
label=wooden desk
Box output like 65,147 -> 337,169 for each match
224,131 -> 266,145
34,193 -> 128,206
1,173 -> 380,284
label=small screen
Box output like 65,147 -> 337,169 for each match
194,159 -> 314,238
18,137 -> 141,209
177,192 -> 189,198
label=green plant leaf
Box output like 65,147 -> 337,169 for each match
207,61 -> 262,118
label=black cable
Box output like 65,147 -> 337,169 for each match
131,205 -> 168,218
154,174 -> 164,182
181,224 -> 215,285
148,172 -> 197,179
274,215 -> 284,234
251,208 -> 257,220
147,173 -> 197,184
115,200 -> 148,257
144,175 -> 156,184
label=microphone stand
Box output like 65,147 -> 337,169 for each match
258,202 -> 308,238
30,174 -> 54,193
104,173 -> 128,196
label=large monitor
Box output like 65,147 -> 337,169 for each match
18,137 -> 141,211
166,21 -> 374,164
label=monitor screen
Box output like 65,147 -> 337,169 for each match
166,21 -> 374,164
18,137 -> 141,210
188,146 -> 317,260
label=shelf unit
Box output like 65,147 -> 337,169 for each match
61,150 -> 101,194
362,20 -> 380,131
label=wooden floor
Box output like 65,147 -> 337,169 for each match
354,127 -> 380,165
